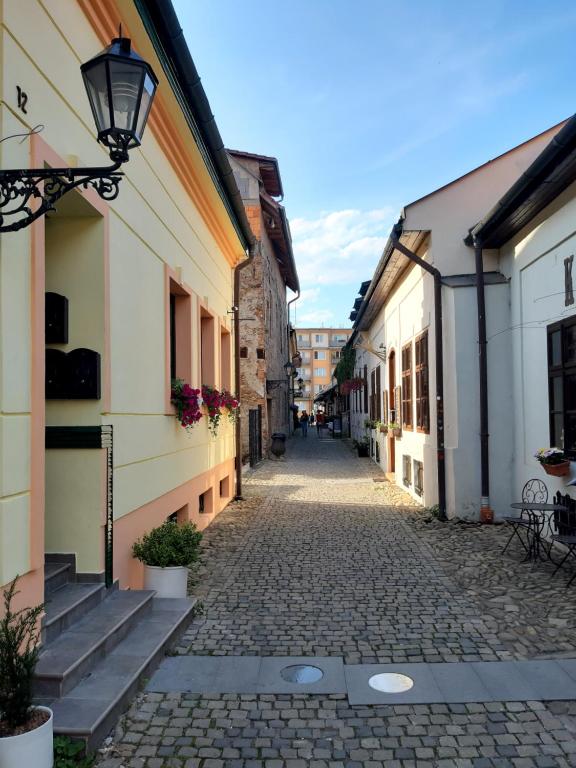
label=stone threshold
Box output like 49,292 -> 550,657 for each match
146,655 -> 576,704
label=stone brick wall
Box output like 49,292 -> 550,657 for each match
231,156 -> 290,463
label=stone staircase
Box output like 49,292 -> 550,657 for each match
35,557 -> 195,751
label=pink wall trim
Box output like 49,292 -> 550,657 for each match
21,135 -> 110,604
199,301 -> 217,388
113,457 -> 236,589
164,264 -> 196,412
220,324 -> 231,391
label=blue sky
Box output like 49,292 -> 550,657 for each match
174,0 -> 576,327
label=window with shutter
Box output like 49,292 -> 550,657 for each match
375,366 -> 381,421
363,364 -> 368,414
401,342 -> 412,429
415,331 -> 430,433
548,316 -> 576,457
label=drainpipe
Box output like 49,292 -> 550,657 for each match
471,236 -> 493,523
287,290 -> 300,434
390,222 -> 447,521
233,240 -> 258,500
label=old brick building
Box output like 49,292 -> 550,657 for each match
227,150 -> 299,462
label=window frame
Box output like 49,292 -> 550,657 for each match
401,342 -> 413,430
415,330 -> 430,433
547,316 -> 576,458
165,265 -> 193,413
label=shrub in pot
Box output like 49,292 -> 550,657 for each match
353,438 -> 370,457
389,421 -> 402,438
132,521 -> 202,598
0,577 -> 52,768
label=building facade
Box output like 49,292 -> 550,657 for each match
348,121 -> 566,517
227,151 -> 299,462
295,328 -> 352,414
469,115 -> 576,514
0,0 -> 252,610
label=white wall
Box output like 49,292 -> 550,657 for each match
500,184 -> 576,506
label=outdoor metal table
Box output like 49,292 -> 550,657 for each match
510,502 -> 568,562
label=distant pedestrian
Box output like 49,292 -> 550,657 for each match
300,410 -> 309,438
316,410 -> 325,436
309,413 -> 315,426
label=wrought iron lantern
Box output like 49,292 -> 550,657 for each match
81,36 -> 158,163
0,36 -> 158,233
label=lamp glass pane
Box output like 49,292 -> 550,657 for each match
108,59 -> 143,133
135,73 -> 156,141
83,62 -> 111,132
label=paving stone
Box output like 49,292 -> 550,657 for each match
94,437 -> 576,767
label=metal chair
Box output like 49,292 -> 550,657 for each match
549,492 -> 576,587
502,479 -> 548,555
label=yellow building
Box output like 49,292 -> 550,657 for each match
0,0 -> 253,611
294,328 -> 352,414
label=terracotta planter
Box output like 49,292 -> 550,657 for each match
542,460 -> 571,477
392,428 -> 402,438
379,426 -> 388,434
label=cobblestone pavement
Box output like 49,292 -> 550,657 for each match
96,435 -> 576,767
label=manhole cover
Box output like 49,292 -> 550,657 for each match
280,665 -> 324,683
368,672 -> 414,693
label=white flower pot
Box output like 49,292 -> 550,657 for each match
143,565 -> 189,598
0,706 -> 53,768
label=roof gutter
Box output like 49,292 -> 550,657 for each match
467,114 -> 576,247
134,0 -> 254,250
390,222 -> 447,522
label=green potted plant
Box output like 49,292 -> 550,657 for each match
363,418 -> 376,430
389,421 -> 402,438
0,577 -> 52,768
534,447 -> 571,477
132,520 -> 203,598
375,421 -> 388,434
353,437 -> 370,457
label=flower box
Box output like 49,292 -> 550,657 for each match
543,460 -> 571,477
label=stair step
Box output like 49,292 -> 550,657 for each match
35,590 -> 155,698
50,597 -> 196,751
44,562 -> 73,595
43,583 -> 107,643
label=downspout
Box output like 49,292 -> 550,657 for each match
471,236 -> 493,523
233,240 -> 258,499
287,290 -> 300,434
390,222 -> 447,521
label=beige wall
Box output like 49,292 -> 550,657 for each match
0,0 -> 244,591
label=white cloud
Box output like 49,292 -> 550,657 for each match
291,207 -> 393,289
289,207 -> 395,328
297,308 -> 336,325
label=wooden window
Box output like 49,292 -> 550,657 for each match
401,342 -> 413,429
363,364 -> 368,414
370,369 -> 376,420
200,308 -> 216,387
166,269 -> 193,411
220,327 -> 231,390
415,331 -> 429,433
548,316 -> 576,458
375,366 -> 381,421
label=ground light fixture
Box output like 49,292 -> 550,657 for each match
0,36 -> 158,233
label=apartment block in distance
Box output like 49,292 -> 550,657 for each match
295,328 -> 352,413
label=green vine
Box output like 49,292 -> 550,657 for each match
334,344 -> 356,385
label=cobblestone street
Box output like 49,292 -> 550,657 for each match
97,435 -> 576,767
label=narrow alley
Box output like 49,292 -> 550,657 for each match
96,436 -> 576,768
